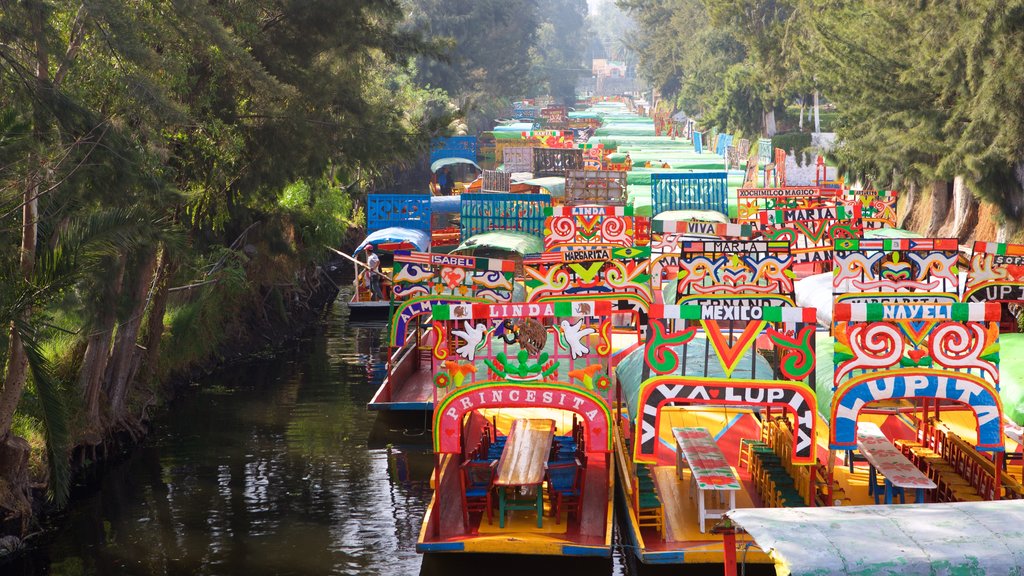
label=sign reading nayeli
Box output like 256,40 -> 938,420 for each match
433,383 -> 611,453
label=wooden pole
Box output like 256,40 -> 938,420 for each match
994,451 -> 1002,501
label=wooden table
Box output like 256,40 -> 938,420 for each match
857,422 -> 936,504
494,418 -> 556,528
672,427 -> 741,533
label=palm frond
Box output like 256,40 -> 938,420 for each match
15,319 -> 70,508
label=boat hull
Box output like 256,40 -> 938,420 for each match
347,299 -> 390,321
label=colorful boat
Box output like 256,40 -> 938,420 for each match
350,194 -> 433,320
368,250 -> 517,411
417,300 -> 616,556
615,303 -> 819,566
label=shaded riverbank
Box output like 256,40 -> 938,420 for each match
5,296 -> 625,576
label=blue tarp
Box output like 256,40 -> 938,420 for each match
353,227 -> 430,254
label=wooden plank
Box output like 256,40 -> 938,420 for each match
392,367 -> 434,403
857,422 -> 936,490
673,427 -> 742,491
494,418 -> 555,487
578,457 -> 608,537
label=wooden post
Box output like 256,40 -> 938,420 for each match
994,451 -> 1003,501
715,520 -> 739,576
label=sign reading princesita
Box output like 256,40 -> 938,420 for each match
433,383 -> 611,454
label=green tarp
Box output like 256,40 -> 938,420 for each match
517,176 -> 565,198
455,231 -> 543,256
727,501 -> 1024,576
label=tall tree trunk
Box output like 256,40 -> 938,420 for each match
927,180 -> 951,237
764,108 -> 777,137
946,175 -> 979,242
898,181 -> 917,230
0,4 -> 48,442
105,251 -> 159,422
813,90 -> 821,133
78,258 -> 125,437
798,98 -> 804,131
141,248 -> 175,387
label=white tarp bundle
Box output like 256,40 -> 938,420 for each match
727,500 -> 1024,576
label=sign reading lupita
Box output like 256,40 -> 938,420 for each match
433,384 -> 611,454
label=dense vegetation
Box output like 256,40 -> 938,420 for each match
0,0 -> 457,526
0,0 -> 593,534
405,0 -> 590,130
619,0 -> 1024,235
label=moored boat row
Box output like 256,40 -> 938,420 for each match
355,96 -> 1024,571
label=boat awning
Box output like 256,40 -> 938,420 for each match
726,500 -> 1024,576
517,176 -> 565,197
863,226 -> 924,239
455,231 -> 543,256
430,194 -> 460,214
353,227 -> 430,254
493,122 -> 536,133
431,157 -> 481,173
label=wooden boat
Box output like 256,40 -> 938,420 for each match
614,224 -> 815,567
615,303 -> 818,566
417,300 -> 616,557
350,194 -> 434,320
368,250 -> 517,412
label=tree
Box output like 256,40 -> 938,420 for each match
531,0 -> 590,106
406,0 -> 540,129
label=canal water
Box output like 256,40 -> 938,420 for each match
6,294 -> 636,576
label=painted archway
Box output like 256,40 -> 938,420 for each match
432,382 -> 613,454
634,376 -> 817,464
388,295 -> 491,346
830,369 -> 1004,451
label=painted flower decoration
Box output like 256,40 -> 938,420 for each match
434,372 -> 450,389
443,360 -> 477,388
568,364 -> 604,390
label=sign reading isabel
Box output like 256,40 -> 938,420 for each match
435,384 -> 610,453
430,253 -> 476,268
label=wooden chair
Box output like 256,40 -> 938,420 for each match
635,465 -> 664,535
546,459 -> 584,524
461,460 -> 497,530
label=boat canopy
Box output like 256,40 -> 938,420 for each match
455,230 -> 543,256
493,122 -> 536,133
430,157 -> 481,173
353,227 -> 430,254
862,226 -> 924,239
517,176 -> 565,197
430,194 -> 460,214
615,339 -> 773,420
653,209 -> 730,224
726,501 -> 1024,576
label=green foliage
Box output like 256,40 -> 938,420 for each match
772,132 -> 812,157
0,0 -> 460,516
